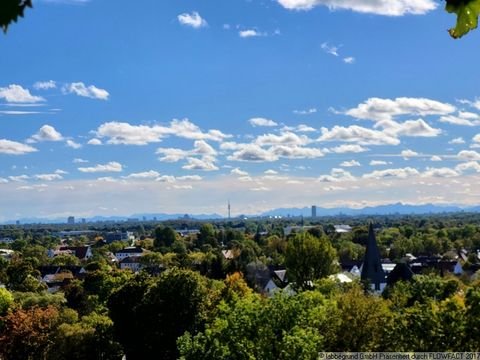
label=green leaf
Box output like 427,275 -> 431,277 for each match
446,0 -> 480,39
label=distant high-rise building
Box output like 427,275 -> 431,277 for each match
81,218 -> 86,224
311,205 -> 317,218
142,216 -> 146,222
67,216 -> 75,225
228,200 -> 231,219
15,220 -> 20,226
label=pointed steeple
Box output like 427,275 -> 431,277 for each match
361,223 -> 385,291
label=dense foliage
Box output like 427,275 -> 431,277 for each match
0,214 -> 480,358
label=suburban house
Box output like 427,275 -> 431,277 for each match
119,256 -> 144,272
49,245 -> 93,261
114,246 -> 148,261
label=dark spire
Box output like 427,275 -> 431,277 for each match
361,223 -> 386,290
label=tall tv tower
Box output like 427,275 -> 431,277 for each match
228,200 -> 231,219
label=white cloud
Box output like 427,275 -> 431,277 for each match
340,160 -> 361,167
449,137 -> 465,145
177,11 -> 207,29
345,97 -> 455,122
277,0 -> 437,16
0,140 -> 37,155
231,168 -> 249,176
270,145 -> 324,159
9,175 -> 30,182
318,125 -> 400,145
96,119 -> 230,145
30,125 -> 63,142
363,167 -> 420,179
34,173 -> 63,181
63,82 -> 109,100
343,57 -> 355,64
401,149 -> 419,159
249,117 -> 278,127
87,138 -> 102,145
422,167 -> 459,178
182,157 -> 219,171
321,42 -> 339,56
255,131 -> 311,147
78,161 -> 123,173
455,161 -> 480,173
55,169 -> 68,175
125,170 -> 160,179
318,168 -> 356,182
473,134 -> 480,144
172,185 -> 193,190
33,81 -> 56,90
369,160 -> 389,166
73,158 -> 89,163
66,139 -> 82,149
228,144 -> 278,162
239,29 -> 264,38
329,144 -> 369,153
0,84 -> 44,103
293,108 -> 317,115
177,175 -> 202,181
264,169 -> 278,175
430,156 -> 442,162
439,115 -> 479,126
457,150 -> 480,161
376,119 -> 441,137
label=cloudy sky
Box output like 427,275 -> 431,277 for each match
1,0 -> 480,220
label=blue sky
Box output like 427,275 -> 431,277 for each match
1,0 -> 480,220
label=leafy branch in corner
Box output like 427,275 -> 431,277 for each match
0,0 -> 32,33
446,0 -> 480,38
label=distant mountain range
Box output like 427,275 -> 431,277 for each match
4,203 -> 480,225
260,203 -> 480,217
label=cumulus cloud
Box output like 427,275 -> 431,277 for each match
293,108 -> 317,115
421,167 -> 459,178
0,140 -> 37,155
182,157 -> 219,171
449,137 -> 465,145
228,144 -> 278,162
78,161 -> 123,173
343,57 -> 355,64
87,138 -> 102,145
457,150 -> 480,161
318,125 -> 400,145
0,84 -> 44,103
9,175 -> 30,182
255,131 -> 311,147
177,11 -> 207,28
96,119 -> 230,145
33,81 -> 56,90
329,144 -> 369,153
318,168 -> 356,182
430,156 -> 442,162
369,160 -> 389,166
249,117 -> 278,127
231,168 -> 249,176
340,160 -> 361,167
66,139 -> 82,149
124,170 -> 160,179
34,173 -> 63,181
401,149 -> 419,159
239,29 -> 264,38
277,0 -> 437,16
377,119 -> 441,137
345,97 -> 455,122
363,167 -> 420,179
63,82 -> 109,100
29,125 -> 63,142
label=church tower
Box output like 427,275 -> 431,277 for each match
361,223 -> 386,292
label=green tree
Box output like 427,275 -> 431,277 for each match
154,226 -> 177,248
0,287 -> 14,315
285,232 -> 337,290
